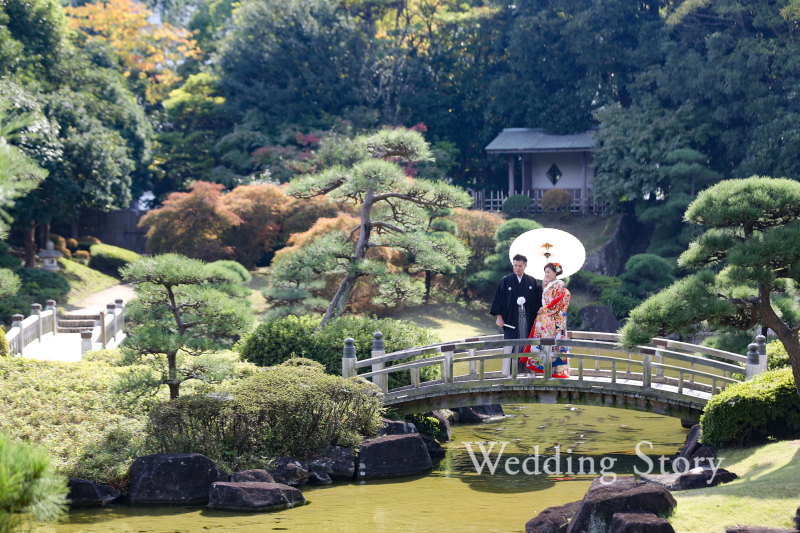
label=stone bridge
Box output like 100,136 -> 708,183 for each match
342,331 -> 768,421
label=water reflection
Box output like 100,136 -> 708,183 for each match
43,403 -> 688,533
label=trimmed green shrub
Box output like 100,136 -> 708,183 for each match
0,434 -> 68,532
79,235 -> 102,244
0,330 -> 9,358
618,254 -> 676,299
541,188 -> 573,213
74,250 -> 90,265
238,315 -> 441,389
767,339 -> 791,370
0,268 -> 70,322
701,368 -> 800,447
209,260 -> 252,283
502,194 -> 532,216
88,244 -> 141,276
146,361 -> 383,466
66,238 -> 78,250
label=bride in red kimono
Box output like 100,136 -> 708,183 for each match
521,262 -> 571,378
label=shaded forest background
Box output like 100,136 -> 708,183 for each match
4,0 -> 800,261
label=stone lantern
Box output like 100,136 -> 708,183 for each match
38,241 -> 62,272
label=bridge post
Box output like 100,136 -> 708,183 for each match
544,346 -> 553,379
371,332 -> 387,393
11,314 -> 23,356
755,335 -> 767,374
642,350 -> 652,388
746,343 -> 761,380
342,337 -> 357,379
45,300 -> 57,336
81,330 -> 93,355
502,345 -> 513,377
31,303 -> 42,343
443,346 -> 454,383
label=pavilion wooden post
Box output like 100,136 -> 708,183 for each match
581,152 -> 589,212
507,154 -> 515,196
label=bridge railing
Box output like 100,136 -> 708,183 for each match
6,300 -> 59,356
342,331 -> 768,403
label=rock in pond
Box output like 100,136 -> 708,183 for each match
450,405 -> 505,423
231,469 -> 275,483
267,457 -> 310,487
307,445 -> 355,480
307,471 -> 332,485
565,476 -> 677,533
679,468 -> 737,490
378,418 -> 418,436
208,482 -> 305,512
420,434 -> 446,458
423,410 -> 452,441
525,500 -> 581,533
358,433 -> 433,479
67,478 -> 120,508
673,424 -> 702,467
128,453 -> 227,505
609,511 -> 675,533
578,305 -> 621,334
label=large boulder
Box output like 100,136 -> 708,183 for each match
525,500 -> 582,533
609,511 -> 675,533
207,482 -> 305,512
420,434 -> 446,458
307,471 -> 332,485
578,305 -> 621,333
128,453 -> 227,505
378,418 -> 417,436
231,469 -> 275,483
67,478 -> 120,508
674,425 -> 702,467
689,445 -> 717,469
450,405 -> 505,423
266,457 -> 310,487
639,473 -> 682,491
679,468 -> 737,490
423,410 -> 452,441
357,434 -> 433,479
307,446 -> 356,481
565,477 -> 677,533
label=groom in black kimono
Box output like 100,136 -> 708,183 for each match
490,254 -> 542,373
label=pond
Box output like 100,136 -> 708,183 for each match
43,403 -> 688,533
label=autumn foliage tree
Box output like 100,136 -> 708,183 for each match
65,0 -> 201,103
140,181 -> 241,261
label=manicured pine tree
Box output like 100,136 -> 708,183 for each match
120,254 -> 253,398
282,128 -> 471,327
620,177 -> 800,395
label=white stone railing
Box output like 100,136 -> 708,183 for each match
6,300 -> 59,356
81,299 -> 126,355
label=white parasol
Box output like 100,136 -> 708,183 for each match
508,228 -> 586,280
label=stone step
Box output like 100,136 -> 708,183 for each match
58,320 -> 97,328
56,327 -> 96,333
59,314 -> 100,321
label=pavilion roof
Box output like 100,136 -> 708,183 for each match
485,128 -> 596,153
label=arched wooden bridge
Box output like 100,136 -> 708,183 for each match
342,331 -> 767,421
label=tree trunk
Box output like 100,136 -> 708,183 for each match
40,222 -> 50,249
424,270 -> 434,303
167,353 -> 180,398
167,381 -> 180,399
70,218 -> 79,240
319,187 -> 375,329
23,223 -> 38,268
756,285 -> 800,395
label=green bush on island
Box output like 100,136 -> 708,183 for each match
238,315 -> 441,389
701,368 -> 800,447
0,268 -> 69,321
147,359 -> 383,467
0,434 -> 68,533
766,339 -> 791,370
209,260 -> 252,283
88,244 -> 142,276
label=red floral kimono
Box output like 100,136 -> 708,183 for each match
521,279 -> 571,378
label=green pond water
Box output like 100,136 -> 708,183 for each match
42,403 -> 689,533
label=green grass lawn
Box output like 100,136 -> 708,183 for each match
57,258 -> 119,306
387,302 -> 497,342
669,439 -> 800,532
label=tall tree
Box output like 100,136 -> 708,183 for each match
281,128 -> 471,327
620,177 -> 800,396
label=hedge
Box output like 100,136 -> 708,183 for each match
88,245 -> 141,276
700,368 -> 800,447
208,260 -> 252,283
237,315 -> 441,389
